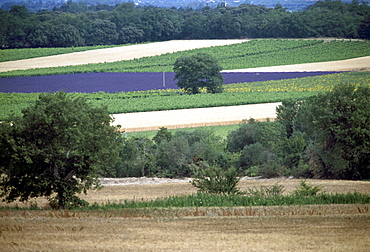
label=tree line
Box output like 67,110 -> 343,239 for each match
114,83 -> 369,181
1,0 -> 370,48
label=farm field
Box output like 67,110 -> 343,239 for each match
1,71 -> 369,126
0,44 -> 129,63
1,39 -> 370,78
0,71 -> 341,93
1,179 -> 369,251
0,39 -> 250,73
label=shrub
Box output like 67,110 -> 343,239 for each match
245,184 -> 285,198
191,166 -> 241,195
293,180 -> 324,197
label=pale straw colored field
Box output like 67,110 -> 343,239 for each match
112,102 -> 281,132
1,179 -> 369,251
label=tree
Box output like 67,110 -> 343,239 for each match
0,92 -> 120,209
118,25 -> 144,44
88,19 -> 118,45
173,53 -> 224,94
280,84 -> 370,180
27,22 -> 84,47
152,127 -> 172,145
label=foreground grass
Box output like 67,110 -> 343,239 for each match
0,210 -> 368,251
0,179 -> 368,250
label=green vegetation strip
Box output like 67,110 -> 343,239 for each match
92,192 -> 369,210
0,44 -> 131,63
2,40 -> 370,77
1,71 -> 369,120
2,192 -> 368,211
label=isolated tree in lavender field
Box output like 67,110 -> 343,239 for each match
173,53 -> 224,94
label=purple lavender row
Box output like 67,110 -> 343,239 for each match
0,72 -> 342,93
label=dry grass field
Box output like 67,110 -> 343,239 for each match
1,179 -> 369,251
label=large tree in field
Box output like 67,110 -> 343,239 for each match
173,53 -> 224,94
0,92 -> 120,209
277,84 -> 370,180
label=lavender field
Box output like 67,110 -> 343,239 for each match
0,72 -> 342,93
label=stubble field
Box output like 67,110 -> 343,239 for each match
1,179 -> 369,251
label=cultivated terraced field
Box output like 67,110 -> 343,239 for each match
0,40 -> 250,72
2,39 -> 368,130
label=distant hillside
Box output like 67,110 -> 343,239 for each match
0,0 -> 356,12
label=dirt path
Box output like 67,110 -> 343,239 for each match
112,102 -> 281,132
0,39 -> 249,72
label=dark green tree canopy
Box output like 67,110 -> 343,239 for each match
277,83 -> 370,180
173,53 -> 224,94
0,92 -> 120,208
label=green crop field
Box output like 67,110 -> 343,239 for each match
1,71 -> 369,120
1,39 -> 370,78
0,44 -> 133,63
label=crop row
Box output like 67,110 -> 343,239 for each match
2,40 -> 370,78
1,71 -> 369,120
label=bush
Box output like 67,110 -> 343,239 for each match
191,166 -> 241,195
245,184 -> 285,198
293,180 -> 324,197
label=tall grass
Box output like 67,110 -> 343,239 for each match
86,192 -> 369,210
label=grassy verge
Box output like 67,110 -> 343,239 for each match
89,192 -> 369,210
1,192 -> 368,211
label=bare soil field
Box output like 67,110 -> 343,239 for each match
1,179 -> 369,251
